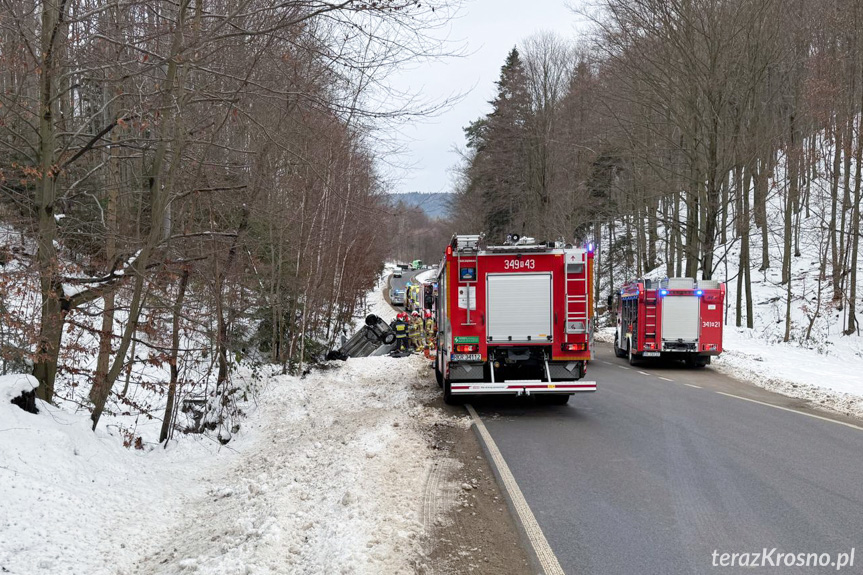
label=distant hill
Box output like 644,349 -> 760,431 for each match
386,192 -> 452,220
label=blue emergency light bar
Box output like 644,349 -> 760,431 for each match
660,289 -> 668,296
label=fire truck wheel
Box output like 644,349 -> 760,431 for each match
628,344 -> 639,366
435,359 -> 443,388
443,378 -> 459,405
614,337 -> 626,358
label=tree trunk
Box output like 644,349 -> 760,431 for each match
32,0 -> 68,401
845,113 -> 863,335
160,269 -> 189,444
743,165 -> 754,328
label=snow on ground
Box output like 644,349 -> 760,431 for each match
0,373 -> 226,575
132,355 -> 459,575
1,276 -> 462,575
413,268 -> 437,284
714,328 -> 863,418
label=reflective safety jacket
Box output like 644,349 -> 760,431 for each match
391,320 -> 409,339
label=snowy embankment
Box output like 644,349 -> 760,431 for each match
1,286 -> 461,574
133,355 -> 457,575
0,373 -> 221,575
714,328 -> 863,419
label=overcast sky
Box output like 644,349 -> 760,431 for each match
382,0 -> 591,196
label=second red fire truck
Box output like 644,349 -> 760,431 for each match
613,277 -> 725,367
434,234 -> 597,404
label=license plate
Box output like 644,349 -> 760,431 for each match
642,351 -> 660,357
452,354 -> 482,361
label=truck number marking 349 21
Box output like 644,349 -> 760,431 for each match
703,321 -> 721,328
503,258 -> 536,270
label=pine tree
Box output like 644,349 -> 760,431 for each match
463,47 -> 531,242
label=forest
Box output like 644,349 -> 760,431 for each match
452,0 -> 863,342
3,0 -> 863,439
0,0 -> 454,437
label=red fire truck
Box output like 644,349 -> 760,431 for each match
612,277 -> 725,367
434,234 -> 597,404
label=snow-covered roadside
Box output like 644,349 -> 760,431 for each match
714,329 -> 863,419
132,355 -> 460,575
1,278 -> 463,575
0,374 -> 229,575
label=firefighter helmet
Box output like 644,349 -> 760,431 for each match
411,311 -> 419,317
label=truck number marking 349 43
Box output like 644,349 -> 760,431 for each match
503,259 -> 536,270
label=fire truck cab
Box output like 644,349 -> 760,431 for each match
435,234 -> 597,404
613,277 -> 724,367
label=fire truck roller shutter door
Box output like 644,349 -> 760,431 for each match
486,273 -> 552,343
662,295 -> 700,343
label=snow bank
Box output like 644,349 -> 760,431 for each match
0,351 -> 460,575
0,377 -> 229,575
0,373 -> 37,402
413,268 -> 437,284
132,355 -> 460,575
714,328 -> 863,418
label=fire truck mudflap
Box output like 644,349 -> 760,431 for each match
435,234 -> 597,404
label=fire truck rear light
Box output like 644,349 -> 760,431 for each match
563,343 -> 586,352
455,344 -> 478,353
645,342 -> 655,350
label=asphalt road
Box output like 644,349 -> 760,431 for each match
389,268 -> 421,293
473,345 -> 863,575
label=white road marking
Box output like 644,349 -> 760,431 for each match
618,365 -> 630,370
715,392 -> 863,432
601,361 -> 612,365
638,371 -> 650,376
684,384 -> 702,389
658,377 -> 674,382
466,404 -> 565,575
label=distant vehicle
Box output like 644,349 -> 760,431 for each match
435,234 -> 597,404
410,259 -> 423,270
406,283 -> 421,311
390,288 -> 405,306
612,277 -> 724,367
393,269 -> 402,278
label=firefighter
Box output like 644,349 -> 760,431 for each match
409,310 -> 424,351
424,309 -> 436,355
390,312 -> 409,353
